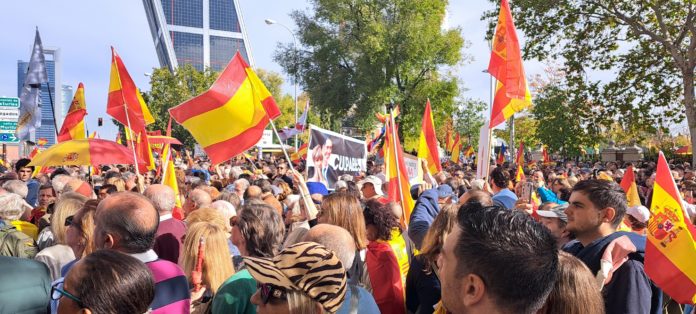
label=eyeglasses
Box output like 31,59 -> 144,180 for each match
257,283 -> 286,304
65,215 -> 74,227
51,281 -> 84,308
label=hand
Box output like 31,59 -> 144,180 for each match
421,158 -> 429,173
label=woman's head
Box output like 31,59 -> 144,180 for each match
66,199 -> 99,258
363,200 -> 399,242
52,192 -> 89,245
181,221 -> 235,293
104,177 -> 126,192
538,251 -> 604,314
232,202 -> 285,258
419,203 -> 459,267
56,250 -> 154,314
246,242 -> 347,314
318,192 -> 367,250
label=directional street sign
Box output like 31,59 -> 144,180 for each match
0,97 -> 19,143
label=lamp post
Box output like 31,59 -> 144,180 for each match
265,18 -> 299,150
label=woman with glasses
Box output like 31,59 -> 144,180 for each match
211,202 -> 285,314
54,249 -> 154,314
63,200 -> 99,275
35,192 -> 88,281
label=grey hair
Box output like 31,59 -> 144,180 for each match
144,185 -> 175,214
211,200 -> 236,230
52,175 -> 72,194
2,180 -> 28,199
234,178 -> 250,191
230,166 -> 243,180
121,172 -> 136,181
0,193 -> 25,220
303,225 -> 356,271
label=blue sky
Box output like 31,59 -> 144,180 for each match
0,0 -> 544,140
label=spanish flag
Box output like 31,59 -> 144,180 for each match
169,52 -> 280,164
163,149 -> 184,220
291,143 -> 308,164
487,0 -> 532,129
384,119 -> 415,224
620,165 -> 641,207
645,151 -> 696,304
450,134 -> 461,163
417,99 -> 442,174
463,145 -> 475,158
515,141 -> 524,165
58,82 -> 87,142
107,47 -> 155,133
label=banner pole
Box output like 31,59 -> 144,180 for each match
388,103 -> 407,226
269,119 -> 313,218
123,107 -> 140,177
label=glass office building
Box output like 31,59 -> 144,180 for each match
142,0 -> 253,72
17,48 -> 63,146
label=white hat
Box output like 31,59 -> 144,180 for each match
626,205 -> 650,223
358,175 -> 383,196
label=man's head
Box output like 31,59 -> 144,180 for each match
233,178 -> 250,199
565,179 -> 627,245
488,167 -> 510,190
38,184 -> 56,208
437,184 -> 456,204
303,224 -> 356,271
94,192 -> 159,254
322,139 -> 333,164
0,192 -> 25,221
358,175 -> 383,199
15,158 -> 33,182
244,185 -> 263,200
144,184 -> 176,215
3,180 -> 28,199
98,184 -> 118,200
537,203 -> 572,248
438,203 -> 558,314
183,188 -> 212,215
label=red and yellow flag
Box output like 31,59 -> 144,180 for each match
515,141 -> 524,165
107,47 -> 155,133
169,52 -> 280,164
163,150 -> 184,220
515,164 -> 526,182
134,131 -> 156,173
542,146 -> 552,164
463,145 -> 475,158
645,152 -> 696,304
450,134 -> 461,163
417,99 -> 442,174
620,165 -> 641,207
58,82 -> 87,142
36,138 -> 48,147
384,119 -> 415,224
487,0 -> 532,129
291,143 -> 308,164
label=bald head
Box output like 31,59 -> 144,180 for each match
94,192 -> 159,254
144,184 -> 176,215
304,224 -> 356,270
245,185 -> 262,200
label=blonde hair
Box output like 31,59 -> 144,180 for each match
539,251 -> 605,314
320,192 -> 368,250
419,203 -> 459,273
287,290 -> 323,314
105,177 -> 126,192
181,221 -> 235,294
51,192 -> 88,244
76,200 -> 99,258
185,208 -> 230,233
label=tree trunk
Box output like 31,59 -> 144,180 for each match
683,71 -> 696,165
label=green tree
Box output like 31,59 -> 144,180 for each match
453,98 -> 487,149
484,0 -> 696,162
275,0 -> 466,144
532,85 -> 600,158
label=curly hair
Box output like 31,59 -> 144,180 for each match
363,200 -> 400,241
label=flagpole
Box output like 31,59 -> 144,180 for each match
123,107 -> 140,177
388,102 -> 407,225
509,115 -> 515,163
44,82 -> 59,138
269,119 -> 312,218
161,145 -> 171,182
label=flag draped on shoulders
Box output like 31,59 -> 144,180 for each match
16,29 -> 49,141
620,165 -> 641,207
58,83 -> 87,142
417,99 -> 442,174
169,52 -> 280,164
487,0 -> 532,129
384,119 -> 415,224
107,47 -> 155,133
645,152 -> 696,304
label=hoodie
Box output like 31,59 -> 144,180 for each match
564,231 -> 662,314
408,188 -> 440,250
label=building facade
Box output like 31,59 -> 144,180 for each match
17,48 -> 62,146
61,84 -> 74,118
142,0 -> 254,72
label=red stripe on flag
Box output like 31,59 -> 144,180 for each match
202,117 -> 269,164
645,240 -> 696,303
261,96 -> 281,120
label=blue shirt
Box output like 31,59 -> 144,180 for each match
492,188 -> 518,209
26,179 -> 39,207
336,284 -> 380,314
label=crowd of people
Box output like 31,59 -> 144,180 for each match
0,153 -> 695,314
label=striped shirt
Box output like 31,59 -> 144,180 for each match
132,250 -> 191,313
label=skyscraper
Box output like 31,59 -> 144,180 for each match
142,0 -> 254,72
17,48 -> 62,146
61,84 -> 74,119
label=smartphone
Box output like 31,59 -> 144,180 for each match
520,182 -> 534,203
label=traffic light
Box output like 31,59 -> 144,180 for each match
98,117 -> 103,126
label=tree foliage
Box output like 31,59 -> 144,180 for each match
483,0 -> 696,161
275,0 -> 466,144
453,98 -> 487,149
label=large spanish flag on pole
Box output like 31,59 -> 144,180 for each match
417,99 -> 441,174
169,52 -> 281,164
620,165 -> 642,207
450,134 -> 461,164
487,0 -> 532,129
107,47 -> 155,133
645,151 -> 696,304
57,82 -> 87,142
384,118 -> 415,224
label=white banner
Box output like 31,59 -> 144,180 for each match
476,122 -> 491,179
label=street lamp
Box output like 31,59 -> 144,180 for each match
265,18 -> 300,150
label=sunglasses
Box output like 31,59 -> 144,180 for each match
257,283 -> 286,304
52,281 -> 84,308
64,215 -> 75,227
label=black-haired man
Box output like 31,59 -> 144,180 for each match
564,179 -> 661,314
15,158 -> 38,207
438,203 -> 558,313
